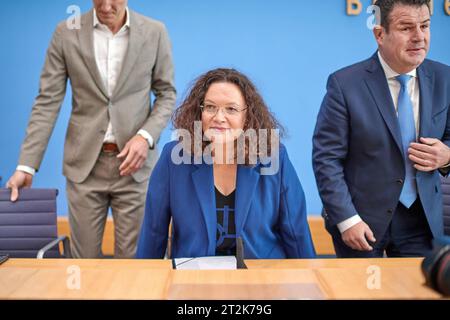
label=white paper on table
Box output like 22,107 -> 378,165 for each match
173,256 -> 237,270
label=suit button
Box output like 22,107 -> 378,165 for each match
396,179 -> 403,185
387,209 -> 393,214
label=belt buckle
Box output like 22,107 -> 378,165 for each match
102,143 -> 118,153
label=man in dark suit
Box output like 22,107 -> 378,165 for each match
313,0 -> 450,257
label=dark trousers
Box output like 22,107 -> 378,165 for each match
333,199 -> 433,258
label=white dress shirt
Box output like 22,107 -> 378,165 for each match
18,8 -> 153,176
336,51 -> 420,233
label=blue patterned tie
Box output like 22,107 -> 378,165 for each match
396,74 -> 417,208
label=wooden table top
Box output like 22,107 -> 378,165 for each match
0,258 -> 444,300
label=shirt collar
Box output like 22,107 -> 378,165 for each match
378,51 -> 416,80
93,7 -> 130,29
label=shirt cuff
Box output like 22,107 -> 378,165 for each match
137,130 -> 154,149
16,165 -> 36,176
337,215 -> 362,233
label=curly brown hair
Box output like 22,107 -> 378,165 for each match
172,68 -> 284,165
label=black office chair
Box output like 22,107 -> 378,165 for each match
0,188 -> 71,258
440,176 -> 450,236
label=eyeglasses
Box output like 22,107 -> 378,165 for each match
200,104 -> 248,117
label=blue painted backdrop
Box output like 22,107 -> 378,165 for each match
0,0 -> 449,216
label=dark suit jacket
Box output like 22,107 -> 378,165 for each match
313,53 -> 450,240
136,141 -> 316,259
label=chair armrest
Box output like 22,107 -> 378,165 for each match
37,235 -> 72,259
164,235 -> 172,259
164,219 -> 173,259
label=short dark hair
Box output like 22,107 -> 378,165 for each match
374,0 -> 431,32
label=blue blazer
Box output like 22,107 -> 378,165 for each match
136,141 -> 316,259
313,53 -> 450,240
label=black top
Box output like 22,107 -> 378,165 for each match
215,187 -> 236,256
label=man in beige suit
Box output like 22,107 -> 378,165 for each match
6,0 -> 176,258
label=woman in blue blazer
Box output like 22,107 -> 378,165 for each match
136,68 -> 315,259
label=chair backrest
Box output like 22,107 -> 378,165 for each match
0,188 -> 61,258
440,177 -> 450,236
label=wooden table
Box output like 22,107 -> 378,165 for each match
245,258 -> 443,299
0,259 -> 172,299
0,258 -> 444,299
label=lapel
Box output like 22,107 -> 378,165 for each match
191,160 -> 261,254
77,10 -> 109,99
111,10 -> 146,99
191,162 -> 217,255
417,62 -> 435,138
364,53 -> 404,156
234,164 -> 260,237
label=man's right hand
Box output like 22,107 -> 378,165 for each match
341,221 -> 376,251
6,170 -> 33,202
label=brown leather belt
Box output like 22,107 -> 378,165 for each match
102,143 -> 119,153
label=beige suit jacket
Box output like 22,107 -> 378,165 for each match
18,9 -> 176,183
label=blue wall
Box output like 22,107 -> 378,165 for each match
1,0 -> 449,216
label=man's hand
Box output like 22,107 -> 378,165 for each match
6,171 -> 33,202
342,221 -> 376,251
408,137 -> 450,172
117,135 -> 149,176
